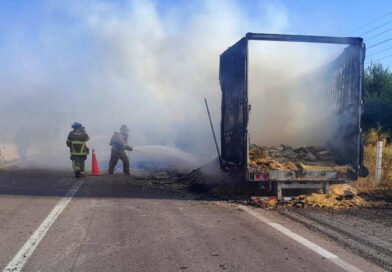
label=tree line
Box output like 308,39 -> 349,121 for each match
363,63 -> 392,134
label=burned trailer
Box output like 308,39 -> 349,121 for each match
219,33 -> 367,198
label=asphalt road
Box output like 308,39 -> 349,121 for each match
0,169 -> 384,272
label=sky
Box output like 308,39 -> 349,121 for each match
0,0 -> 391,168
157,0 -> 392,68
1,1 -> 392,66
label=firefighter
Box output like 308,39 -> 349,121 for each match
108,125 -> 133,175
66,122 -> 90,178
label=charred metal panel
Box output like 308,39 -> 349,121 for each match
324,44 -> 366,176
246,33 -> 363,45
219,38 -> 248,167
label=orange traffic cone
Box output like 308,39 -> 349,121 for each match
91,149 -> 101,176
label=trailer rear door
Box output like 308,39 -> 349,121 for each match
219,38 -> 248,168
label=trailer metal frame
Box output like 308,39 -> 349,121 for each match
219,33 -> 366,197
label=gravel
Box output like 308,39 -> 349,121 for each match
280,206 -> 392,270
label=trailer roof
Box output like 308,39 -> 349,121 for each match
246,33 -> 363,45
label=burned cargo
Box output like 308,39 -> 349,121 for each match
219,33 -> 367,197
248,144 -> 354,174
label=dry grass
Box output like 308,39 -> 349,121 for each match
354,130 -> 392,193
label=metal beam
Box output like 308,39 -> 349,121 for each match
246,33 -> 363,45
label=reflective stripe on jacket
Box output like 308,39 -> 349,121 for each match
70,141 -> 88,156
67,129 -> 90,156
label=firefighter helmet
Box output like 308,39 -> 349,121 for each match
72,122 -> 83,130
120,125 -> 129,133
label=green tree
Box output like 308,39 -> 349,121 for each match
365,63 -> 392,103
363,63 -> 392,132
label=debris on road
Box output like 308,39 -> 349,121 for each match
249,196 -> 278,208
239,184 -> 372,210
286,184 -> 366,209
236,183 -> 391,211
130,169 -> 195,194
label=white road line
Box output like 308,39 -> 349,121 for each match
241,205 -> 363,272
3,180 -> 83,272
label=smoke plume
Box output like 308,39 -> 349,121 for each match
248,41 -> 347,148
0,0 -> 299,168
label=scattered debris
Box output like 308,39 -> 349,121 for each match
128,169 -> 192,194
285,184 -> 367,209
249,196 -> 278,208
231,183 -> 390,210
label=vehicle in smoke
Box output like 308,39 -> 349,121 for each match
219,33 -> 368,198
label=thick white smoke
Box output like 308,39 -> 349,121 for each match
248,41 -> 346,147
0,0 -> 291,168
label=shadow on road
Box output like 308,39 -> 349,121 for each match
0,168 -> 209,200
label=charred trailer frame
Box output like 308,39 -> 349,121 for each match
219,33 -> 367,197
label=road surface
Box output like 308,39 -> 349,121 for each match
0,169 -> 384,272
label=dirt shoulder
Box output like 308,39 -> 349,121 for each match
279,206 -> 392,271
